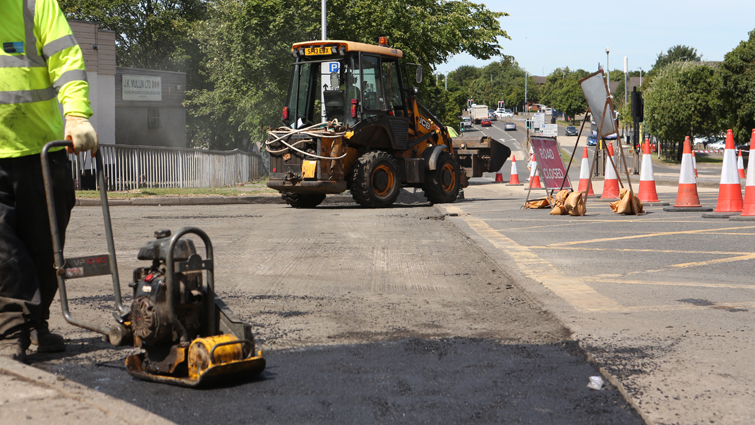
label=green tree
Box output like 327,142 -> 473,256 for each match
59,0 -> 206,70
550,70 -> 588,123
650,45 -> 701,74
715,29 -> 755,145
644,62 -> 718,160
185,0 -> 318,149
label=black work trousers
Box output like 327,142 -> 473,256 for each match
0,150 -> 74,339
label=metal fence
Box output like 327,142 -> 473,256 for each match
69,144 -> 268,191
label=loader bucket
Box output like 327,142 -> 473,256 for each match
487,138 -> 512,173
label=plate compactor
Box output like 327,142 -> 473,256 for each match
41,141 -> 265,387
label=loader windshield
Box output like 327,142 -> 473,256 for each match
284,54 -> 360,128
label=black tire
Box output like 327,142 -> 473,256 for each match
423,151 -> 461,204
350,151 -> 401,208
281,192 -> 326,208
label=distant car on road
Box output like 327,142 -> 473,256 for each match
481,118 -> 492,127
460,117 -> 472,130
504,122 -> 516,131
496,109 -> 513,118
587,134 -> 598,146
565,126 -> 578,136
488,113 -> 497,121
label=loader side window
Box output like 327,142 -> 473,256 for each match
382,59 -> 405,115
361,55 -> 386,113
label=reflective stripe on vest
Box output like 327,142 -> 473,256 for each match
22,0 -> 46,68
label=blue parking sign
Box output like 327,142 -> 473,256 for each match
329,63 -> 339,73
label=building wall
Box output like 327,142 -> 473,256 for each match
67,21 -> 116,144
115,67 -> 187,148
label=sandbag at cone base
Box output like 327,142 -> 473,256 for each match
638,141 -> 660,203
577,147 -> 595,196
507,155 -> 522,185
600,143 -> 620,199
713,129 -> 743,213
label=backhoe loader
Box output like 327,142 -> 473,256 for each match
267,37 -> 510,208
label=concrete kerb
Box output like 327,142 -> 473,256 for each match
75,194 -> 355,207
0,357 -> 174,425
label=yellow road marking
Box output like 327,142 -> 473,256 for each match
441,204 -> 755,314
443,205 -> 624,312
548,226 -> 755,247
528,246 -> 752,255
586,278 -> 755,290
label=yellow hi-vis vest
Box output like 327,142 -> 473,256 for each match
0,0 -> 93,158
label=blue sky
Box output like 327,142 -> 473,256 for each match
434,0 -> 755,77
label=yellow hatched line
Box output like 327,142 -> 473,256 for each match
442,205 -> 624,312
440,204 -> 755,313
547,226 -> 755,247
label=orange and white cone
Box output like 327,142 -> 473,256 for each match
711,129 -> 743,213
738,149 -> 745,179
692,151 -> 698,178
507,155 -> 522,185
733,130 -> 755,220
638,140 -> 661,203
577,147 -> 594,196
527,158 -> 541,189
664,136 -> 712,212
600,143 -> 620,199
494,170 -> 504,183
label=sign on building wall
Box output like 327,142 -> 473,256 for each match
122,74 -> 162,101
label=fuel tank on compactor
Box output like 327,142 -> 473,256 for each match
452,135 -> 511,178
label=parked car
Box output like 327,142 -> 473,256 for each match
504,122 -> 516,131
565,126 -> 578,136
587,134 -> 598,146
708,140 -> 726,150
481,118 -> 492,127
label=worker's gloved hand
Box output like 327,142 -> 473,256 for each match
64,115 -> 99,155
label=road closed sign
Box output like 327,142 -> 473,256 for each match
531,137 -> 572,190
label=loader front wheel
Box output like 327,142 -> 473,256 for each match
423,151 -> 461,204
351,151 -> 400,208
281,192 -> 326,208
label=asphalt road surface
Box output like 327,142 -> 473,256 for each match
33,198 -> 642,424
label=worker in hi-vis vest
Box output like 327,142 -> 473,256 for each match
0,0 -> 98,362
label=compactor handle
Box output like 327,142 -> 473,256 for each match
41,141 -> 127,336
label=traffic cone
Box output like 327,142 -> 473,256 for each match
704,129 -> 743,217
638,140 -> 664,204
600,143 -> 620,199
732,130 -> 755,221
526,158 -> 541,189
506,155 -> 523,186
738,149 -> 745,179
692,151 -> 698,178
663,136 -> 712,212
577,147 -> 594,196
494,170 -> 504,183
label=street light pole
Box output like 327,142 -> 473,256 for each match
639,67 -> 643,86
624,56 -> 628,104
321,0 -> 326,39
605,47 -> 610,93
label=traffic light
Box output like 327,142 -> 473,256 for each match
631,87 -> 644,122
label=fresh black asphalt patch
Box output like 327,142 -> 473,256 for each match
47,338 -> 644,424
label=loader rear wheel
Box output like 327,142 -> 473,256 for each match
281,192 -> 326,208
423,151 -> 461,204
351,151 -> 400,208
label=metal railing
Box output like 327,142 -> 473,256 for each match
69,144 -> 268,191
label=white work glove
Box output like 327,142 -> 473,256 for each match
64,115 -> 99,155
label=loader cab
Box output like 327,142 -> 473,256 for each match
283,40 -> 411,150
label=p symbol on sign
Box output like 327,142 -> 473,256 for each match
329,63 -> 340,73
